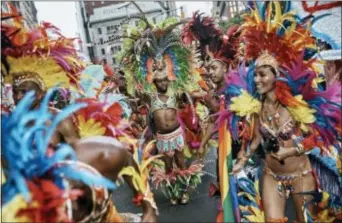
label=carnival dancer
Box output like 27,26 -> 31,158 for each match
1,11 -> 158,222
181,11 -> 243,197
1,90 -> 158,222
114,10 -> 204,205
218,2 -> 341,222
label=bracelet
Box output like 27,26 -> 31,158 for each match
295,143 -> 304,155
142,186 -> 159,216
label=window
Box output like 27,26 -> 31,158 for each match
135,20 -> 139,27
100,38 -> 103,44
112,57 -> 116,64
98,27 -> 102,35
152,17 -> 157,24
111,46 -> 115,54
101,48 -> 105,55
103,59 -> 107,65
118,46 -> 121,51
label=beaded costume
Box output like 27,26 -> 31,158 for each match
215,1 -> 341,222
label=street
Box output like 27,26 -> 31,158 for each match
113,148 -> 218,222
112,148 -> 297,222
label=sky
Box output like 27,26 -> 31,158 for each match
35,1 -> 212,38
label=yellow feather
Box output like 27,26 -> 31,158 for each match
244,206 -> 265,222
6,56 -> 71,89
287,95 -> 316,124
273,2 -> 282,26
2,194 -> 37,222
230,90 -> 261,118
77,116 -> 106,138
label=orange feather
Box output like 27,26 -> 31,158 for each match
164,55 -> 176,81
146,58 -> 153,83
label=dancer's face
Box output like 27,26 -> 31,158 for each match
208,60 -> 227,84
12,80 -> 44,108
254,65 -> 276,95
154,76 -> 169,93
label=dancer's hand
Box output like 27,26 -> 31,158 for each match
141,210 -> 157,223
232,157 -> 248,174
271,146 -> 297,161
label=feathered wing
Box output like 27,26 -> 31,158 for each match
218,62 -> 260,140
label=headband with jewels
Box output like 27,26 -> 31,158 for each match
181,11 -> 242,68
255,52 -> 280,73
2,6 -> 85,91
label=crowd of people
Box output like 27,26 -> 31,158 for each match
1,1 -> 341,222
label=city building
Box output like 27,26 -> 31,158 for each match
75,1 -> 178,68
211,1 -> 246,20
1,1 -> 38,29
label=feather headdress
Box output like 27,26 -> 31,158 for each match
181,11 -> 241,67
2,7 -> 84,91
112,10 -> 195,94
241,1 -> 318,70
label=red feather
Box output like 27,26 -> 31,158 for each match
302,1 -> 342,14
17,179 -> 70,223
75,98 -> 104,120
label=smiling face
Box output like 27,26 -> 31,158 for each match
207,60 -> 227,84
254,65 -> 277,95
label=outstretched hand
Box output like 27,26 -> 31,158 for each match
141,211 -> 157,223
232,157 -> 248,175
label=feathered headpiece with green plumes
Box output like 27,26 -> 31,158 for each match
112,9 -> 197,95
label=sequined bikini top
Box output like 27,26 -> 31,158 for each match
151,93 -> 177,113
259,116 -> 296,141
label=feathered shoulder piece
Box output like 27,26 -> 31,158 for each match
277,54 -> 342,147
1,89 -> 117,222
2,7 -> 85,91
217,62 -> 261,140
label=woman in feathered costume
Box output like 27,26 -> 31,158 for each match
112,5 -> 204,205
217,1 -> 341,222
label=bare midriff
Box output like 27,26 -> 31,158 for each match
265,153 -> 311,175
153,109 -> 179,133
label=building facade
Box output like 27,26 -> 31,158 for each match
211,1 -> 246,20
76,1 -> 177,68
1,1 -> 38,29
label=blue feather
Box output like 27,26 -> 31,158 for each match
283,1 -> 291,14
2,90 -> 118,206
259,1 -> 267,21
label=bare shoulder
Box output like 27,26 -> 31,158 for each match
76,136 -> 128,152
